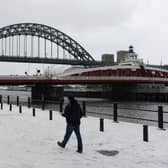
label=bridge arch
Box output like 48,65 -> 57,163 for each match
0,23 -> 96,64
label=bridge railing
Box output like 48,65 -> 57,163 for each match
0,75 -> 168,83
59,76 -> 168,82
0,75 -> 51,80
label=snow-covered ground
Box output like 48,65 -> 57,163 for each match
0,104 -> 168,168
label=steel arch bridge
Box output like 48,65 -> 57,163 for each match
0,23 -> 101,66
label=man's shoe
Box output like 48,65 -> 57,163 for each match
76,149 -> 83,153
57,141 -> 65,148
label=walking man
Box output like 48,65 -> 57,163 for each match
57,96 -> 83,153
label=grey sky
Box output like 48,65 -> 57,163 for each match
0,0 -> 167,74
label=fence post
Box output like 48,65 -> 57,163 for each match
1,102 -> 3,110
113,103 -> 118,122
33,108 -> 36,117
0,95 -> 2,103
100,118 -> 104,132
17,96 -> 19,106
158,106 -> 164,129
82,101 -> 86,116
7,95 -> 10,105
9,104 -> 12,111
49,110 -> 53,120
28,97 -> 31,108
143,125 -> 149,142
59,101 -> 63,113
19,105 -> 22,113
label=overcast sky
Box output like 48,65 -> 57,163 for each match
0,0 -> 167,75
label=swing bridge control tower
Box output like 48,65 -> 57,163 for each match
0,23 -> 168,102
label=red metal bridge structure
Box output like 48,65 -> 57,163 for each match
1,65 -> 168,85
0,23 -> 168,86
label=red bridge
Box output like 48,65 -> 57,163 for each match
0,72 -> 168,85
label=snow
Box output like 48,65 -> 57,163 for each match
0,104 -> 168,168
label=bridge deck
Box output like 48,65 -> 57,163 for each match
0,56 -> 102,66
0,76 -> 168,85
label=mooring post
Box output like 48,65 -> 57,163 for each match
33,108 -> 36,117
1,102 -> 3,110
9,104 -> 12,111
49,110 -> 53,120
0,95 -> 2,103
100,118 -> 104,132
7,95 -> 10,105
158,106 -> 164,129
17,96 -> 19,106
82,101 -> 86,116
113,103 -> 118,122
28,97 -> 31,108
143,125 -> 149,142
19,105 -> 22,113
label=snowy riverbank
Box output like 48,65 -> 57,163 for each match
0,104 -> 168,168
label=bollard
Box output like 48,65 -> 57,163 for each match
59,101 -> 63,113
158,106 -> 164,129
82,101 -> 86,116
9,104 -> 12,111
41,95 -> 45,110
7,95 -> 10,105
17,96 -> 19,106
49,110 -> 53,120
19,105 -> 22,113
28,97 -> 31,108
33,108 -> 36,117
0,95 -> 2,103
1,102 -> 3,110
143,125 -> 149,142
113,103 -> 118,122
100,118 -> 104,132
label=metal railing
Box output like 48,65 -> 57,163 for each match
0,94 -> 167,142
0,75 -> 168,83
86,103 -> 168,127
61,76 -> 168,82
1,94 -> 168,127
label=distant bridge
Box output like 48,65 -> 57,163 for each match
0,23 -> 101,66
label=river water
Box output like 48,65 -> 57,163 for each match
0,90 -> 168,128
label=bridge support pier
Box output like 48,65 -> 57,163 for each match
31,85 -> 64,103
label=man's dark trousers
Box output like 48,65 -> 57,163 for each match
62,124 -> 83,150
